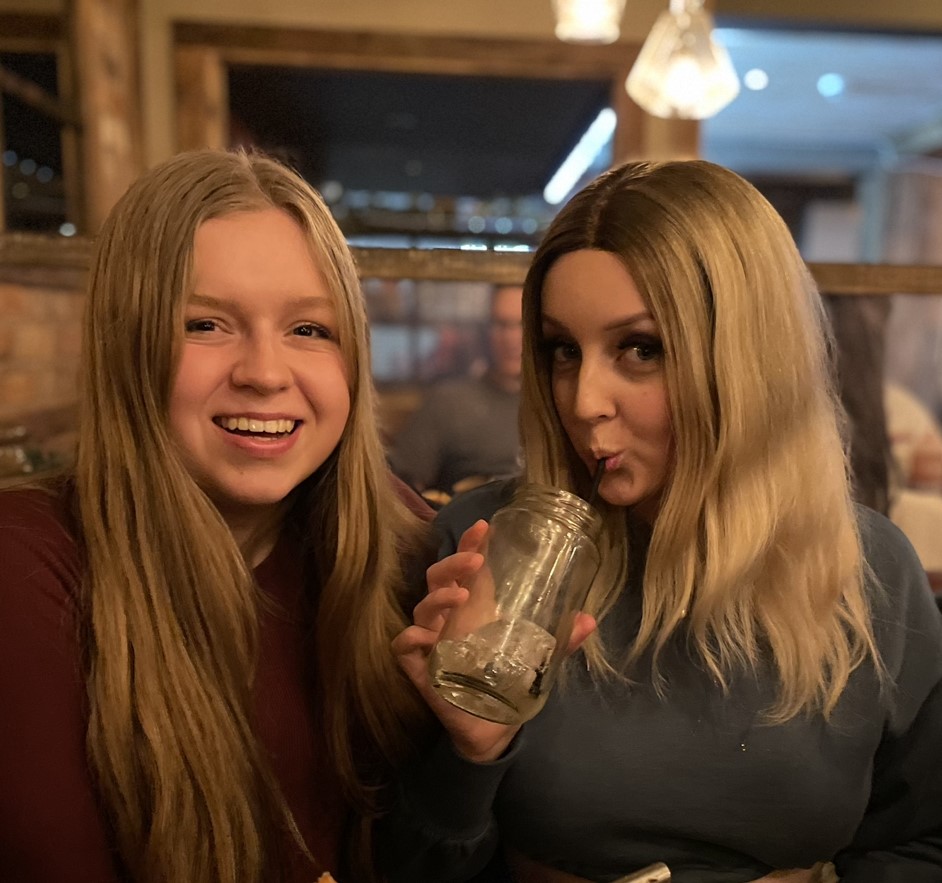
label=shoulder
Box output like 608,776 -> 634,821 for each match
0,481 -> 83,609
0,480 -> 78,546
858,503 -> 928,579
433,478 -> 517,557
857,504 -> 937,630
389,472 -> 436,523
856,505 -> 942,714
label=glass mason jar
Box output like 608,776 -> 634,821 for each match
429,484 -> 602,725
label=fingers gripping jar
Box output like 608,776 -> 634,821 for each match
429,484 -> 602,725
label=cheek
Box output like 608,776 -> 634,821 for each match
167,353 -> 203,431
654,398 -> 673,441
550,378 -> 573,430
550,371 -> 570,411
649,397 -> 675,465
305,356 -> 352,419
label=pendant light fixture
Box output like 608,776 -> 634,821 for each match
553,0 -> 627,45
625,0 -> 740,120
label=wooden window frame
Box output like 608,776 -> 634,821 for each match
172,22 -> 700,165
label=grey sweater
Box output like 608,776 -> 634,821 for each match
388,377 -> 520,493
380,481 -> 942,883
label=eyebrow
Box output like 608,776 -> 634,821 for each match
541,310 -> 654,332
187,293 -> 334,311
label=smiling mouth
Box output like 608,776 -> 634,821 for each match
213,416 -> 299,438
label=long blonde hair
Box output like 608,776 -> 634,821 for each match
520,159 -> 881,720
76,149 -> 429,882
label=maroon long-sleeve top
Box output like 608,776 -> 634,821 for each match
0,480 -> 432,882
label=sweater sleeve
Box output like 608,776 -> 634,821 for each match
377,733 -> 521,883
833,512 -> 942,881
0,489 -> 122,883
378,480 -> 518,883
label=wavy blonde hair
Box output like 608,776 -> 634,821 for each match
76,149 -> 429,882
520,159 -> 881,720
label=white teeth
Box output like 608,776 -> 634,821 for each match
218,417 -> 296,435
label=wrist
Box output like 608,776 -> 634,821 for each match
451,727 -> 521,763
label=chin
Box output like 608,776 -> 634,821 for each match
209,482 -> 298,512
601,481 -> 658,513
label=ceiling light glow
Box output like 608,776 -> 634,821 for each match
553,0 -> 626,44
543,107 -> 616,205
817,73 -> 845,98
743,68 -> 769,91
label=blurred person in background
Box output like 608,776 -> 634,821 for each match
389,285 -> 524,498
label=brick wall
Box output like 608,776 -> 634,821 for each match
0,235 -> 90,461
0,280 -> 84,421
0,275 -> 83,480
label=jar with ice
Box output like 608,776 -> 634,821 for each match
429,484 -> 602,725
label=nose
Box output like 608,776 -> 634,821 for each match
230,335 -> 292,393
570,355 -> 616,424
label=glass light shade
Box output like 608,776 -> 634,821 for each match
553,0 -> 626,45
625,2 -> 740,120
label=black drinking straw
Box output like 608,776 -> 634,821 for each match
587,458 -> 606,507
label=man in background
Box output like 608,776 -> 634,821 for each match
389,285 -> 523,496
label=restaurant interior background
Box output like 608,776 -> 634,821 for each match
1,0 -> 942,576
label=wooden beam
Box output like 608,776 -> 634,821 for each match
4,233 -> 942,297
57,38 -> 85,232
174,23 -> 636,80
0,89 -> 5,234
811,262 -> 942,297
355,247 -> 533,285
175,46 -> 228,152
68,0 -> 144,232
613,90 -> 701,163
0,13 -> 62,51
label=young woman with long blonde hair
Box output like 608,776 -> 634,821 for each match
0,149 -> 434,883
388,160 -> 942,883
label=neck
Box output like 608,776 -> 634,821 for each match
219,501 -> 290,568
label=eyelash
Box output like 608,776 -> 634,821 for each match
185,319 -> 218,334
542,335 -> 663,364
292,323 -> 334,340
541,337 -> 577,362
621,337 -> 663,361
183,319 -> 335,340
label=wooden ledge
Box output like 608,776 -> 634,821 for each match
2,232 -> 942,295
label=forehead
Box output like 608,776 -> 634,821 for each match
190,208 -> 334,304
542,250 -> 648,323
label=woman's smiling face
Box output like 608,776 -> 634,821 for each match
168,207 -> 351,529
541,249 -> 674,521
